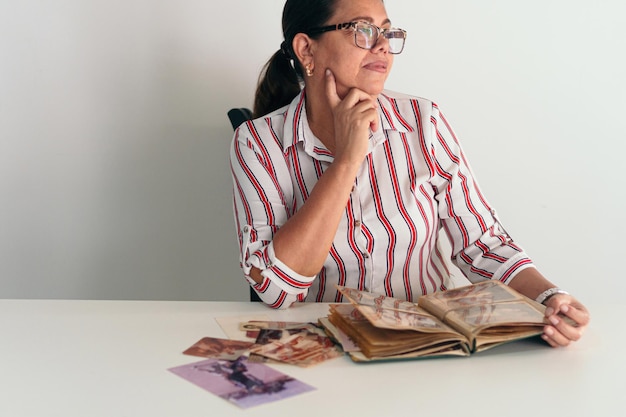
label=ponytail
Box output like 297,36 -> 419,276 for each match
252,0 -> 338,118
253,49 -> 301,118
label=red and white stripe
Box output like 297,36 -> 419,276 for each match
230,90 -> 533,308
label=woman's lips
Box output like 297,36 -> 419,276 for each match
364,61 -> 388,73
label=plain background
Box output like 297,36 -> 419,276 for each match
1,0 -> 624,302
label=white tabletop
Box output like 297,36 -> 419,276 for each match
0,299 -> 621,417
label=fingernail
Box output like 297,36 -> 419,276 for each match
325,69 -> 331,76
560,305 -> 569,314
544,327 -> 554,336
549,316 -> 559,326
545,307 -> 554,316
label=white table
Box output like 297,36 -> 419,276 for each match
0,299 -> 621,417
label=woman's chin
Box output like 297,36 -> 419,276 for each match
358,78 -> 387,96
363,84 -> 386,97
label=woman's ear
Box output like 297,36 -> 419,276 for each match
292,33 -> 316,72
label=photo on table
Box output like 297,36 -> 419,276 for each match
168,356 -> 315,409
183,337 -> 254,361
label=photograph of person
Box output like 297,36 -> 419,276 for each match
170,357 -> 314,409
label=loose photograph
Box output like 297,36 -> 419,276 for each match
168,356 -> 315,409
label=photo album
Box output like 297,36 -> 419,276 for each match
319,280 -> 548,362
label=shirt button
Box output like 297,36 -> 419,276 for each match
243,226 -> 250,233
363,252 -> 370,259
354,220 -> 361,227
351,185 -> 356,193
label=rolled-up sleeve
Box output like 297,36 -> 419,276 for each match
427,103 -> 535,284
230,120 -> 315,308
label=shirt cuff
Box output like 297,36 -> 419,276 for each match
493,253 -> 535,285
246,241 -> 317,295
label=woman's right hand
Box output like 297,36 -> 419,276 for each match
325,69 -> 379,166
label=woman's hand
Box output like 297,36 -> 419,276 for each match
325,69 -> 379,166
542,294 -> 590,347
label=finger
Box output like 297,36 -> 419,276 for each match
325,69 -> 341,109
362,105 -> 379,132
329,82 -> 380,133
345,94 -> 379,132
369,104 -> 379,132
345,100 -> 379,134
543,325 -> 571,347
559,303 -> 590,328
541,332 -> 559,348
547,313 -> 583,342
350,98 -> 377,114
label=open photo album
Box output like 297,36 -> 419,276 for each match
319,280 -> 548,362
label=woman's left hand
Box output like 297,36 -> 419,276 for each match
542,294 -> 590,347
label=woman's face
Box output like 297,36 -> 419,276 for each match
312,0 -> 395,98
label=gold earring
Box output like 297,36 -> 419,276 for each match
305,64 -> 314,77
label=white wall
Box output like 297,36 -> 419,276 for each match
1,0 -> 624,302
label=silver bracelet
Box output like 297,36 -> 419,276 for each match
535,287 -> 569,305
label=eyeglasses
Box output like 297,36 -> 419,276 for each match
307,21 -> 407,54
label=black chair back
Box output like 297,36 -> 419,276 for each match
227,108 -> 253,130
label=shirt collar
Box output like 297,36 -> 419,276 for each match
377,91 -> 414,134
282,89 -> 413,159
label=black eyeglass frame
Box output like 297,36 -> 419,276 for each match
306,21 -> 407,54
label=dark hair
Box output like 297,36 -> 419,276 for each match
253,0 -> 338,118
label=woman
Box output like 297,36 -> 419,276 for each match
230,0 -> 589,347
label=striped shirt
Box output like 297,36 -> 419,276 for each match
230,89 -> 534,308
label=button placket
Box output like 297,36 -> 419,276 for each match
349,183 -> 373,285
